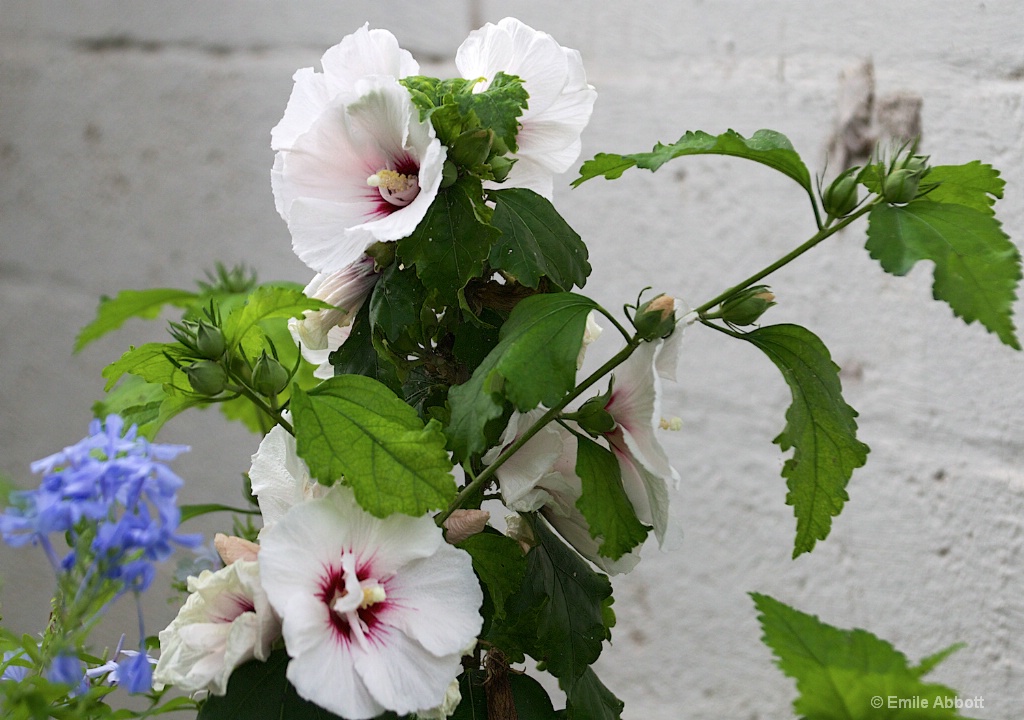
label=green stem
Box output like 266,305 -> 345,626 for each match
224,382 -> 294,435
595,303 -> 634,344
693,202 -> 876,316
436,339 -> 640,525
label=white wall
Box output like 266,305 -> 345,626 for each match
2,2 -> 1022,717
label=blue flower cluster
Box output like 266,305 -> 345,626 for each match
0,414 -> 202,590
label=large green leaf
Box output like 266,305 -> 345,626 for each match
573,129 -> 812,194
867,201 -> 1021,349
488,188 -> 591,291
452,669 -> 559,720
101,343 -> 191,392
923,162 -> 1004,215
740,325 -> 869,558
291,374 -> 457,517
75,288 -> 198,353
329,302 -> 402,392
524,516 -> 613,685
92,375 -> 199,439
456,72 -> 530,152
369,263 -> 428,344
563,666 -> 624,720
575,435 -> 649,560
446,293 -> 598,461
753,593 -> 975,719
397,179 -> 501,306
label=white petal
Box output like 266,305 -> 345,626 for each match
320,25 -> 419,91
248,425 -> 313,533
384,542 -> 483,657
356,627 -> 465,715
286,629 -> 384,720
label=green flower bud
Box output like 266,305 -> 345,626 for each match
195,320 -> 226,360
822,170 -> 859,219
717,285 -> 776,326
185,360 -> 227,396
882,168 -> 922,204
449,129 -> 494,169
633,294 -> 677,341
252,351 -> 289,397
574,396 -> 616,436
487,155 -> 515,183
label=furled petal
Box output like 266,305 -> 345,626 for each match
248,424 -> 327,535
487,409 -> 564,512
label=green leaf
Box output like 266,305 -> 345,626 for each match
575,435 -> 649,560
753,593 -> 974,719
923,162 -> 1004,215
329,301 -> 402,392
452,669 -> 560,720
92,375 -> 169,429
101,343 -> 192,392
222,283 -> 329,352
457,71 -> 530,152
488,188 -> 591,291
291,374 -> 457,517
75,288 -> 198,353
573,129 -> 812,193
524,515 -> 613,684
369,262 -> 428,344
740,325 -> 869,557
180,503 -> 260,523
198,648 -> 350,720
867,201 -> 1021,349
457,532 -> 528,621
446,293 -> 598,461
398,179 -> 501,306
563,666 -> 624,720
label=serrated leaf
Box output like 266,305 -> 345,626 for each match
575,435 -> 649,560
524,515 -> 613,684
222,284 -> 329,352
573,129 -> 812,193
752,593 -> 974,719
458,532 -> 528,621
398,179 -> 501,306
740,325 -> 869,557
291,374 -> 456,517
75,288 -> 198,353
446,293 -> 598,461
457,71 -> 529,152
923,162 -> 1004,215
867,201 -> 1021,349
197,648 -> 350,720
488,188 -> 591,291
369,262 -> 428,344
101,343 -> 192,392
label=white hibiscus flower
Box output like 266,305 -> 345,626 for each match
248,424 -> 329,536
258,485 -> 483,719
456,17 -> 597,198
153,560 -> 279,695
272,31 -> 445,274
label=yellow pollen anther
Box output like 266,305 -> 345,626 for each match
659,417 -> 683,431
360,584 -> 386,608
367,169 -> 416,193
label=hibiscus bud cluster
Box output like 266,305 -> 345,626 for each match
880,148 -> 930,205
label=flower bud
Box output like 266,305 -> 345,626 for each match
449,129 -> 493,169
185,361 -> 227,396
882,168 -> 922,204
195,320 -> 226,360
487,155 -> 515,183
822,170 -> 859,218
575,395 -> 616,436
633,294 -> 677,341
251,352 -> 289,397
440,160 -> 458,189
717,285 -> 776,326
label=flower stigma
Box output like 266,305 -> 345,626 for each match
367,169 -> 420,206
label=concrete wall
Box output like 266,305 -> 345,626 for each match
2,1 -> 1022,717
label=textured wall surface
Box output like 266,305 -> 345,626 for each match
2,2 -> 1023,717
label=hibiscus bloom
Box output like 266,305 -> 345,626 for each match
258,486 -> 483,719
289,255 -> 379,379
272,28 -> 445,274
456,17 -> 597,198
153,560 -> 280,695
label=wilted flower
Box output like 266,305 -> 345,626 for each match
456,17 -> 597,198
273,28 -> 445,274
258,486 -> 483,719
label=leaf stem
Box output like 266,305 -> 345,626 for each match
436,338 -> 640,525
223,382 -> 294,435
693,203 -> 876,316
595,303 -> 634,344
